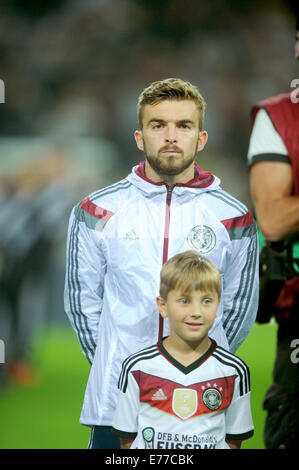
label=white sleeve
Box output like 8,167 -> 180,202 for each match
222,216 -> 259,353
225,375 -> 254,440
64,204 -> 107,364
112,369 -> 140,437
247,108 -> 289,166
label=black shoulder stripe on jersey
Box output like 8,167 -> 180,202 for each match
118,345 -> 158,391
219,346 -> 250,392
118,344 -> 158,387
120,352 -> 161,393
212,352 -> 246,396
214,346 -> 250,391
212,348 -> 250,396
120,344 -> 158,377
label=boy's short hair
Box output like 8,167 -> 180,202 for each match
159,251 -> 221,300
137,78 -> 206,130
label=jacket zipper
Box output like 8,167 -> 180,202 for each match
158,185 -> 173,340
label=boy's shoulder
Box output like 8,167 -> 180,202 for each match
123,343 -> 160,366
212,344 -> 250,371
118,343 -> 160,391
212,344 -> 251,395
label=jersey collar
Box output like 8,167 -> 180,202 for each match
134,160 -> 215,189
156,337 -> 217,374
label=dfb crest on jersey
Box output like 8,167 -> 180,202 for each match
172,388 -> 198,420
202,387 -> 222,411
142,427 -> 155,449
187,225 -> 216,254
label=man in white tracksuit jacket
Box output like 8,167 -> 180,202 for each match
64,78 -> 259,449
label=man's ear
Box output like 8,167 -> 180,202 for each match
156,296 -> 168,318
197,130 -> 208,152
134,130 -> 144,151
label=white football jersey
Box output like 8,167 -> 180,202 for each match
112,339 -> 254,449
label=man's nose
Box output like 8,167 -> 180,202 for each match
165,124 -> 178,143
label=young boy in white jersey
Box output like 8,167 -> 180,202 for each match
112,251 -> 254,449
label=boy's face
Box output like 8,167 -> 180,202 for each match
157,288 -> 219,346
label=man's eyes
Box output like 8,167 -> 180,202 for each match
152,123 -> 164,129
151,123 -> 191,129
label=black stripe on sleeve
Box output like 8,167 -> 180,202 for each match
248,153 -> 290,168
212,348 -> 250,396
111,427 -> 137,439
226,430 -> 254,441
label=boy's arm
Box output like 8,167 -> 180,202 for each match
120,437 -> 135,449
112,368 -> 140,448
226,439 -> 242,449
225,368 -> 254,447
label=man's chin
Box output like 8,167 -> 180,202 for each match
146,156 -> 194,177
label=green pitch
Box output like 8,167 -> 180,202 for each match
236,320 -> 277,449
0,322 -> 277,449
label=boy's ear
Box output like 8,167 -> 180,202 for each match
156,296 -> 168,318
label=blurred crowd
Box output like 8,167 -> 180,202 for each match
0,151 -> 72,385
0,0 -> 298,387
0,140 -> 120,386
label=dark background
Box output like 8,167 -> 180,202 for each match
0,0 -> 298,205
0,0 -> 298,449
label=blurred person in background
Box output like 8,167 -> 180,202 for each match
0,153 -> 73,387
247,13 -> 299,449
0,167 -> 45,386
64,78 -> 259,449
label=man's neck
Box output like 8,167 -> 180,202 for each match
144,160 -> 195,186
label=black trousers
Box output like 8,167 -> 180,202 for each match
88,426 -> 121,449
263,325 -> 299,449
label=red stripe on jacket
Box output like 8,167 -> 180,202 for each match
81,197 -> 114,221
221,211 -> 253,230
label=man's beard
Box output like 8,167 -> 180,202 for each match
144,142 -> 197,177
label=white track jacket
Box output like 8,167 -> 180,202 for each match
64,161 -> 259,426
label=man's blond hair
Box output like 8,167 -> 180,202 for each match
137,78 -> 206,130
159,251 -> 221,300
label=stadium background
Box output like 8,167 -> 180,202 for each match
0,0 -> 297,449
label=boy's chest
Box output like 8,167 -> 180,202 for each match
131,366 -> 236,420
